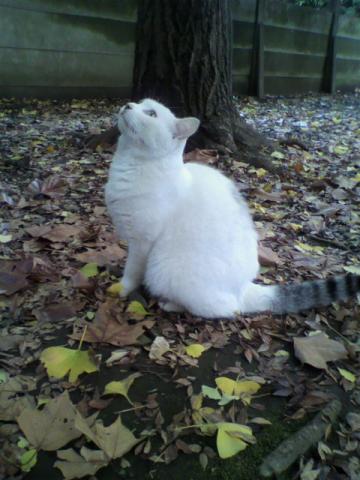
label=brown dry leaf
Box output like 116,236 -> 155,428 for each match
75,413 -> 141,460
55,447 -> 108,480
294,333 -> 348,370
70,299 -> 154,347
184,149 -> 219,164
33,303 -> 78,324
71,271 -> 95,290
75,244 -> 125,267
0,271 -> 28,295
17,391 -> 97,451
258,244 -> 282,267
26,224 -> 82,243
28,175 -> 66,198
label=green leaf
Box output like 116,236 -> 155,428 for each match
126,301 -> 149,318
201,385 -> 222,400
338,368 -> 356,383
80,263 -> 98,278
20,449 -> 37,472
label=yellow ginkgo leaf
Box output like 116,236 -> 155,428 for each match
80,263 -> 98,278
127,301 -> 149,318
295,242 -> 324,255
106,282 -> 124,296
40,347 -> 98,383
216,423 -> 255,459
338,368 -> 356,383
234,380 -> 261,397
215,377 -> 236,396
185,344 -> 206,358
103,372 -> 141,405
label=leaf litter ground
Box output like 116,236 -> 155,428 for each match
0,93 -> 359,480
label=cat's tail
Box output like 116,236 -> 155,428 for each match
241,274 -> 360,314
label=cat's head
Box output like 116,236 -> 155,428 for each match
117,99 -> 200,156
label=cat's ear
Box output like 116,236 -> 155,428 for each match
174,117 -> 200,140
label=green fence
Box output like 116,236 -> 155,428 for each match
0,0 -> 359,98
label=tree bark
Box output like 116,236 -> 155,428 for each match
87,0 -> 279,173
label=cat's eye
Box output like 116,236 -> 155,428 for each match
144,109 -> 157,118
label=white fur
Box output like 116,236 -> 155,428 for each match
105,99 -> 276,318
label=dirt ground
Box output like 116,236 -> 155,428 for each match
0,92 -> 360,480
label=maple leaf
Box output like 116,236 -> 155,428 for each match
55,448 -> 107,480
17,391 -> 96,451
75,413 -> 141,460
70,299 -> 154,347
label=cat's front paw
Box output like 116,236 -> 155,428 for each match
119,277 -> 138,298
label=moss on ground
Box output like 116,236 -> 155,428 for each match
138,415 -> 305,480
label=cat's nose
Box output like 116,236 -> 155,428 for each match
124,102 -> 136,110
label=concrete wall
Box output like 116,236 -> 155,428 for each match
0,0 -> 359,98
0,0 -> 136,98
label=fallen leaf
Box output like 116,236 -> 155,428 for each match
40,346 -> 98,382
215,377 -> 261,405
79,262 -> 98,278
0,271 -> 28,295
184,149 -> 218,164
103,373 -> 142,404
107,282 -> 123,296
185,344 -> 206,358
149,336 -> 171,360
26,224 -> 82,243
17,391 -> 92,450
75,244 -> 125,267
33,303 -> 77,324
338,368 -> 356,383
294,333 -> 348,369
258,244 -> 282,267
55,447 -> 107,479
127,301 -> 149,319
75,413 -> 141,460
201,385 -> 222,401
216,423 -> 255,459
28,175 -> 66,198
20,449 -> 37,472
343,265 -> 360,275
0,375 -> 37,421
71,300 -> 154,347
270,151 -> 285,160
0,234 -> 12,243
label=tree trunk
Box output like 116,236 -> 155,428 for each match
88,0 -> 279,173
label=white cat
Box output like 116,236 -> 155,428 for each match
105,99 -> 359,318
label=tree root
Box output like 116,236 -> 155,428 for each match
260,399 -> 342,478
